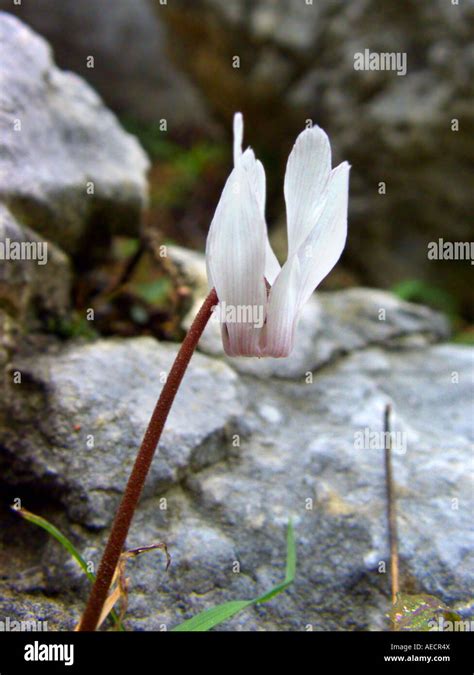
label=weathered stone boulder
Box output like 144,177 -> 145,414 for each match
0,204 -> 71,323
0,0 -> 210,128
0,12 -> 149,256
0,204 -> 72,369
0,338 -> 243,528
0,287 -> 471,630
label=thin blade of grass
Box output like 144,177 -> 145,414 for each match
14,507 -> 95,582
171,601 -> 252,632
172,520 -> 296,632
255,519 -> 296,604
13,506 -> 124,631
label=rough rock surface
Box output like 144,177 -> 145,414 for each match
0,0 -> 210,127
0,338 -> 243,528
0,203 -> 72,370
0,12 -> 149,255
0,587 -> 66,632
1,306 -> 471,630
0,204 -> 71,322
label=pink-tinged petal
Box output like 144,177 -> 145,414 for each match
205,163 -> 267,356
260,254 -> 300,358
284,125 -> 331,257
296,161 -> 350,309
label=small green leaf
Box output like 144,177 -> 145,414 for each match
134,278 -> 171,305
113,237 -> 140,260
390,593 -> 462,631
452,328 -> 474,345
391,279 -> 458,317
172,520 -> 296,632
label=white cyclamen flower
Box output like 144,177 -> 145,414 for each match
206,112 -> 350,358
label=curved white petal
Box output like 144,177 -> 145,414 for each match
284,125 -> 331,257
265,239 -> 281,285
242,147 -> 265,215
296,161 -> 350,309
206,163 -> 267,356
241,147 -> 281,284
233,112 -> 243,166
260,254 -> 301,358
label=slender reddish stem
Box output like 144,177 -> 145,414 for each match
78,288 -> 218,631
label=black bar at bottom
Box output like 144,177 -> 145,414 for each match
0,630 -> 469,673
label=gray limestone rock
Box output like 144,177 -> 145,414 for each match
0,12 -> 149,256
0,337 -> 243,528
2,341 -> 471,631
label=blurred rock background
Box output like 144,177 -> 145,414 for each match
1,0 -> 473,324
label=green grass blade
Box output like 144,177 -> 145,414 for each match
12,506 -> 124,631
16,507 -> 95,582
254,519 -> 296,604
172,520 -> 296,632
171,601 -> 252,632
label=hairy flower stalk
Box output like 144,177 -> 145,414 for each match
78,289 -> 217,631
79,113 -> 349,630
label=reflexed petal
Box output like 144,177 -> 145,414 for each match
233,112 -> 243,166
260,254 -> 300,358
295,161 -> 350,309
265,239 -> 281,285
205,163 -> 267,356
242,148 -> 265,215
284,125 -> 331,257
241,147 -> 281,284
